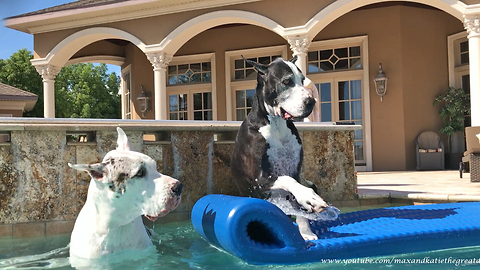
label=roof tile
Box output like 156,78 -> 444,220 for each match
8,0 -> 129,19
0,82 -> 38,101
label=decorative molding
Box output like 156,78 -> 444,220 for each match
35,65 -> 61,80
5,0 -> 262,35
464,14 -> 480,37
146,52 -> 173,70
287,35 -> 311,55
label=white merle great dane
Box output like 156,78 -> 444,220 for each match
68,127 -> 182,259
231,56 -> 329,240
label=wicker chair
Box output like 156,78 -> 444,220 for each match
461,127 -> 480,181
416,131 -> 444,170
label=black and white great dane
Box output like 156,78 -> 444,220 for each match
231,56 -> 328,240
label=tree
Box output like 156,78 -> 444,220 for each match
55,63 -> 121,119
0,49 -> 121,118
0,49 -> 43,116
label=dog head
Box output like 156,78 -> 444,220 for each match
69,127 -> 182,224
245,56 -> 315,120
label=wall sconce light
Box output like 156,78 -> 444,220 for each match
137,85 -> 151,117
373,63 -> 388,101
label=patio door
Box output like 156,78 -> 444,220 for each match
314,76 -> 366,167
168,86 -> 213,120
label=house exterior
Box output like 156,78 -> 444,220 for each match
4,0 -> 480,171
0,82 -> 38,143
0,82 -> 38,117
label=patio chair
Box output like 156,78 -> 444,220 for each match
460,127 -> 480,180
416,131 -> 444,170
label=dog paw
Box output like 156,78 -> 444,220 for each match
301,231 -> 319,240
300,232 -> 318,240
297,216 -> 318,240
296,188 -> 328,213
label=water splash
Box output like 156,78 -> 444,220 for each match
0,245 -> 70,269
266,189 -> 340,221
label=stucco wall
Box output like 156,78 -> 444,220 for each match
399,5 -> 463,170
314,4 -> 463,170
0,110 -> 22,117
122,43 -> 154,120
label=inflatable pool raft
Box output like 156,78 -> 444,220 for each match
191,194 -> 480,265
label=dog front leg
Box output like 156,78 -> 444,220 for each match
271,176 -> 328,212
296,216 -> 318,240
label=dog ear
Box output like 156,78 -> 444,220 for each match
242,55 -> 268,75
289,55 -> 298,64
69,163 -> 108,182
116,127 -> 130,151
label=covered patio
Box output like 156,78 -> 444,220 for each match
4,0 -> 480,171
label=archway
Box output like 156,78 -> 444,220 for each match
302,0 -> 464,39
153,10 -> 285,56
31,27 -> 146,67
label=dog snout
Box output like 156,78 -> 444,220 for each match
305,96 -> 315,107
172,181 -> 183,196
304,96 -> 316,111
302,86 -> 314,98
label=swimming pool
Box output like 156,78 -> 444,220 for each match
1,208 -> 479,270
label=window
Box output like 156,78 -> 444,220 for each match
308,46 -> 362,73
169,94 -> 187,120
167,53 -> 215,120
318,83 -> 332,122
168,62 -> 212,85
460,41 -> 469,65
307,36 -> 371,170
235,89 -> 255,120
226,45 -> 288,121
121,66 -> 132,119
448,32 -> 470,128
193,92 -> 213,120
233,55 -> 281,81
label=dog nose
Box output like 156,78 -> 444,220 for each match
172,182 -> 183,196
305,96 -> 315,108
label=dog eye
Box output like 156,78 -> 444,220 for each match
282,78 -> 292,85
134,166 -> 146,178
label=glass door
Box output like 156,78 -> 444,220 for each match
315,77 -> 365,165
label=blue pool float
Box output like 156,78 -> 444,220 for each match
191,194 -> 480,265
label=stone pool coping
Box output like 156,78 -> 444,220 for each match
0,118 -> 362,132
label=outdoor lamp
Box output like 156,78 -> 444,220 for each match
373,63 -> 388,101
137,85 -> 151,117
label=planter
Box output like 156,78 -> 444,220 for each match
445,152 -> 463,170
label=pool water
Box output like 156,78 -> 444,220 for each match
1,208 -> 480,270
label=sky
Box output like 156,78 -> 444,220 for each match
0,0 -> 120,74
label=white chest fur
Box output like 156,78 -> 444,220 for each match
259,116 -> 302,177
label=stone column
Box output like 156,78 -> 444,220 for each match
147,52 -> 172,120
287,35 -> 311,74
35,65 -> 61,118
465,15 -> 480,126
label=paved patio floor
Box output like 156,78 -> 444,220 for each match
357,170 -> 480,202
